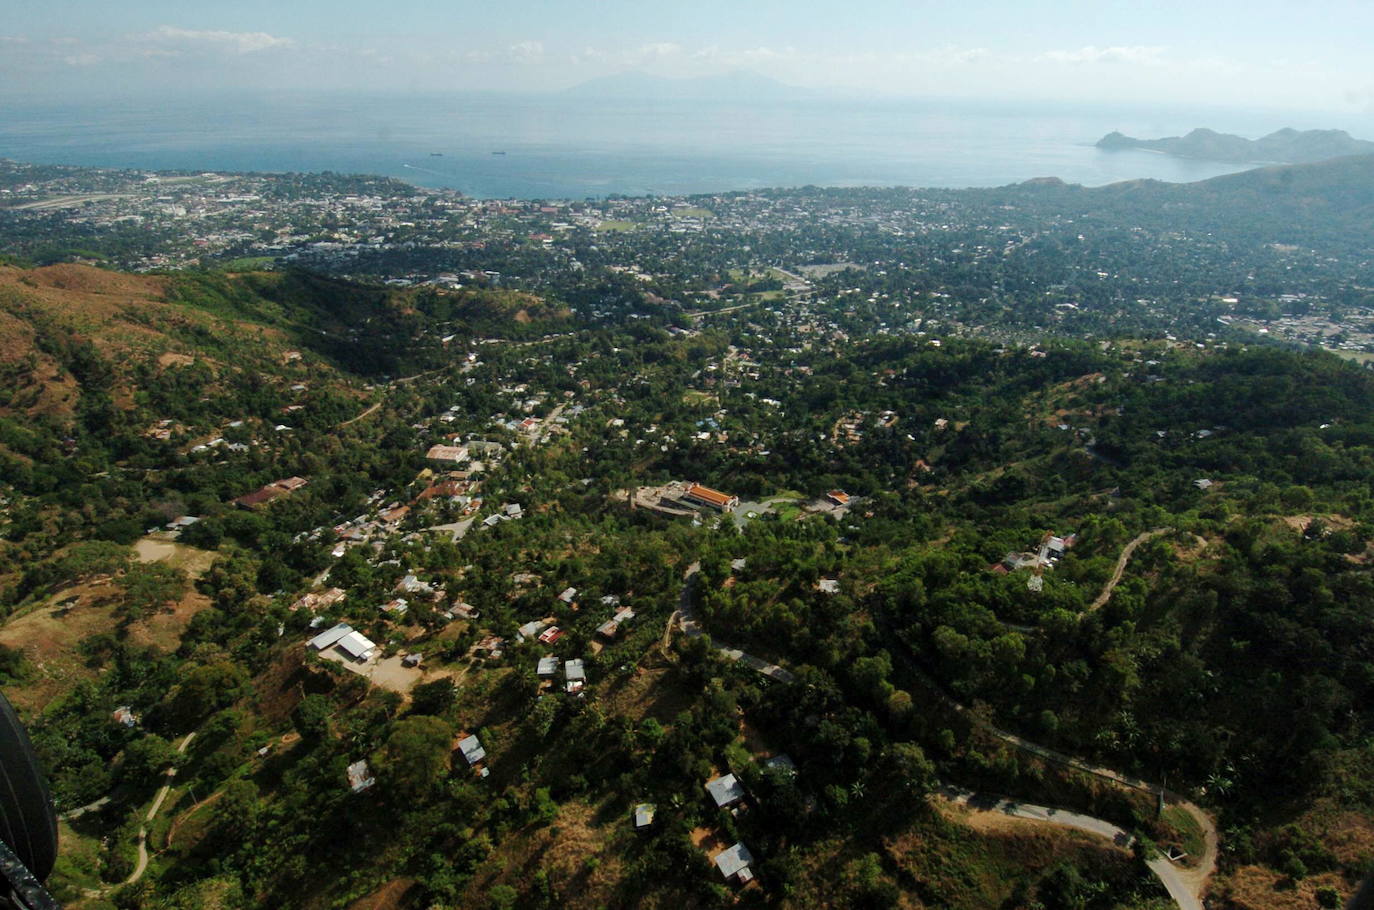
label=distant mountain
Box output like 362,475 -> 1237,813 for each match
563,69 -> 814,102
1096,127 -> 1374,164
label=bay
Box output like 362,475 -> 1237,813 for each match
2,91 -> 1368,199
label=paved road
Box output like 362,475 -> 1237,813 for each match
942,786 -> 1201,910
1088,528 -> 1171,611
672,563 -> 795,683
671,558 -> 1213,906
941,692 -> 1218,904
59,795 -> 111,821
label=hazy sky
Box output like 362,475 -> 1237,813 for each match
4,0 -> 1372,113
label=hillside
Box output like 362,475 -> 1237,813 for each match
1096,127 -> 1374,164
996,152 -> 1374,251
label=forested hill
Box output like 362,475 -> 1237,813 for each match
991,153 -> 1374,251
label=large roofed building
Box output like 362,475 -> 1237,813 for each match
683,483 -> 739,512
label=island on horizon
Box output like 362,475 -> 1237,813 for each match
1096,126 -> 1374,165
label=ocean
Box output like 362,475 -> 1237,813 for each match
2,91 -> 1369,200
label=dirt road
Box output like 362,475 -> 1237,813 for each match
1087,528 -> 1170,611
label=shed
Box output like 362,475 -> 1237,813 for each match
633,803 -> 656,830
762,754 -> 797,777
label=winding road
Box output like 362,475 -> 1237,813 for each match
671,563 -> 794,682
129,731 -> 197,885
941,786 -> 1202,910
668,560 -> 1217,909
85,731 -> 197,896
1087,528 -> 1171,612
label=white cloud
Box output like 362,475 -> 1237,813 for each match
146,25 -> 294,54
1040,45 -> 1167,66
506,40 -> 544,64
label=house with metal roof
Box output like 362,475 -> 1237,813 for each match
705,773 -> 746,808
336,631 -> 377,662
308,623 -> 353,651
565,659 -> 586,694
457,734 -> 486,766
346,760 -> 375,793
714,842 -> 755,883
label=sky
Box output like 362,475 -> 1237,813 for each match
3,0 -> 1373,115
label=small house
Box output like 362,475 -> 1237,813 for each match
565,659 -> 586,694
714,842 -> 755,884
633,803 -> 656,830
558,587 -> 578,604
537,656 -> 559,677
347,760 -> 375,793
457,734 -> 486,766
705,773 -> 746,809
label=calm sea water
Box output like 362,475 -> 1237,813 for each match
2,92 -> 1369,199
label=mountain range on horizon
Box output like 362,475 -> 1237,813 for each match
1096,126 -> 1374,165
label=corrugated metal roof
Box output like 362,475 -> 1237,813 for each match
705,773 -> 745,807
714,842 -> 754,879
337,631 -> 376,659
308,623 -> 353,650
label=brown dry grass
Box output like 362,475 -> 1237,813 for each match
1214,865 -> 1350,910
600,660 -> 695,726
1280,513 -> 1355,533
463,800 -> 625,910
0,569 -> 214,714
344,878 -> 416,910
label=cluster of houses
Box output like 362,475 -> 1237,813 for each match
291,587 -> 345,613
991,532 -> 1078,585
348,730 -> 491,794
